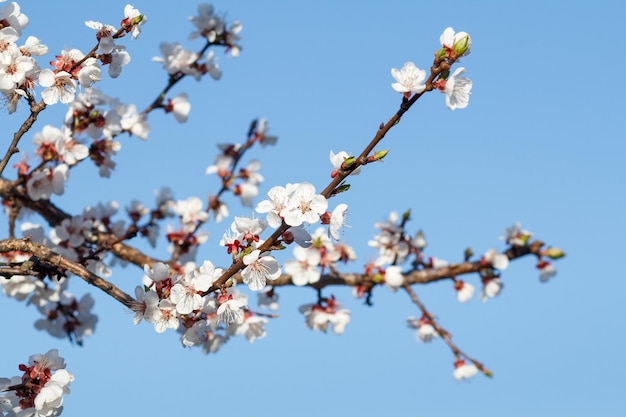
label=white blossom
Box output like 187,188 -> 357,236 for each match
227,315 -> 267,342
328,203 -> 348,241
39,70 -> 76,105
216,295 -> 246,324
391,62 -> 426,94
153,299 -> 180,333
384,265 -> 404,291
538,262 -> 557,282
168,92 -> 191,123
482,248 -> 509,270
282,182 -> 328,227
284,245 -> 321,286
123,4 -> 147,39
480,277 -> 503,302
0,2 -> 29,36
77,57 -> 102,87
85,20 -> 117,54
453,360 -> 479,380
169,269 -> 213,315
455,280 -> 474,303
445,67 -> 472,110
256,185 -> 290,228
26,164 -> 69,201
241,250 -> 281,291
120,103 -> 150,139
407,316 -> 439,343
440,27 -> 472,57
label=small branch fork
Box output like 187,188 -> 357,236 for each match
403,283 -> 491,376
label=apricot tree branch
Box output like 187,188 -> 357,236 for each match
0,238 -> 135,307
226,240 -> 544,289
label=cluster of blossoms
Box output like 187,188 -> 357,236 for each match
152,3 -> 243,84
0,3 -> 46,113
3,3 -> 151,219
0,262 -> 97,346
501,222 -> 563,282
206,145 -> 264,210
38,4 -> 145,105
22,84 -> 156,190
0,221 -> 102,345
0,189 -> 180,345
165,196 -> 209,264
299,295 -> 351,335
254,180 -> 349,253
1,181 -> 238,346
205,118 -> 278,222
0,3 -> 144,111
255,182 -> 328,229
153,42 -> 220,81
219,216 -> 281,290
0,349 -> 73,417
284,227 -> 356,286
132,260 -> 271,353
390,27 -> 472,110
188,3 -> 242,56
360,211 -> 428,296
7,0 -> 245,206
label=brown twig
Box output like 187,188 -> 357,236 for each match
236,240 -> 543,289
0,99 -> 47,177
403,282 -> 489,375
0,238 -> 135,307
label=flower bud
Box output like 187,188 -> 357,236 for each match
376,149 -> 389,160
367,149 -> 389,164
133,14 -> 146,25
341,156 -> 357,170
542,247 -> 565,260
452,34 -> 471,57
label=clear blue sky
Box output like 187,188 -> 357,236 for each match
1,1 -> 625,416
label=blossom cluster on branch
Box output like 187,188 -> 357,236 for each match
0,349 -> 73,417
0,2 -> 565,414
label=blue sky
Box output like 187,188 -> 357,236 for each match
1,1 -> 625,417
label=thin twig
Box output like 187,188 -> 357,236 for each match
403,282 -> 490,375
